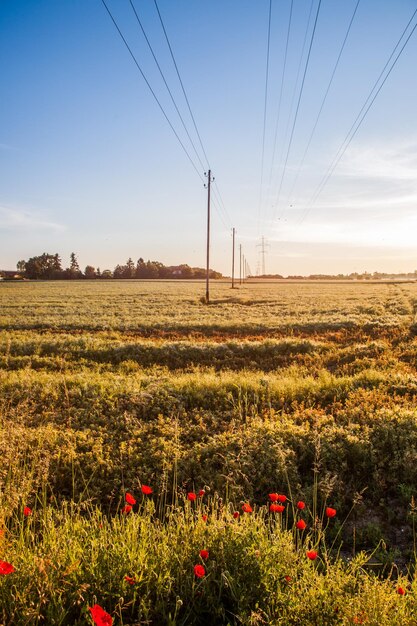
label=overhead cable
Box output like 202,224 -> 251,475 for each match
129,0 -> 206,171
257,0 -> 273,234
299,7 -> 417,225
286,0 -> 361,208
100,0 -> 204,182
272,0 -> 322,223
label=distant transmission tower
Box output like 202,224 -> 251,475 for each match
256,236 -> 270,276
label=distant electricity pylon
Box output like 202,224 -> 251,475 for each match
256,235 -> 270,276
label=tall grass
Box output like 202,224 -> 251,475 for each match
0,490 -> 415,625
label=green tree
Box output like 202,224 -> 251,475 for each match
67,252 -> 82,279
24,253 -> 63,279
113,264 -> 125,279
122,258 -> 135,279
84,265 -> 96,279
16,260 -> 26,274
135,258 -> 147,278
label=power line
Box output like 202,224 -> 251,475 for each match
129,0 -> 206,172
265,0 -> 294,223
100,0 -> 204,182
257,0 -> 273,234
285,0 -> 361,208
271,0 -> 322,223
299,6 -> 417,224
210,192 -> 230,230
212,183 -> 232,228
153,0 -> 210,169
266,0 -> 315,228
268,0 -> 315,220
152,0 -> 233,229
101,1 -> 231,244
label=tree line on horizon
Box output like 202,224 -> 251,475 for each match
14,253 -> 223,280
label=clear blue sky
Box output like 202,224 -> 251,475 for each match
1,0 -> 417,275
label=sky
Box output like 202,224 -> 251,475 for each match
1,0 -> 417,276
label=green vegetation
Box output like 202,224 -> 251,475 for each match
1,279 -> 417,623
13,252 -> 222,280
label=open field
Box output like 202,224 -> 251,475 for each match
2,280 -> 417,624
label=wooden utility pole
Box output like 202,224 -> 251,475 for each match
242,253 -> 245,283
205,169 -> 213,303
231,227 -> 236,288
239,244 -> 242,285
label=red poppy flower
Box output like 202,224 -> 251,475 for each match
306,550 -> 318,560
121,505 -> 132,514
198,489 -> 205,497
89,604 -> 112,626
124,575 -> 136,585
325,507 -> 337,518
242,503 -> 253,513
397,586 -> 406,595
23,506 -> 32,517
194,564 -> 205,578
199,550 -> 209,560
296,501 -> 305,510
0,561 -> 15,575
284,575 -> 292,582
233,511 -> 240,519
270,503 -> 285,513
277,494 -> 287,503
296,519 -> 307,530
187,492 -> 197,501
141,485 -> 152,495
268,493 -> 279,502
201,514 -> 208,522
125,493 -> 136,505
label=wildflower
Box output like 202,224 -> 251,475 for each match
187,492 -> 197,501
0,561 -> 15,575
233,511 -> 240,519
121,505 -> 132,514
284,575 -> 292,582
296,519 -> 307,530
199,550 -> 209,560
269,493 -> 279,502
125,493 -> 136,505
141,485 -> 152,495
23,506 -> 32,517
242,503 -> 253,513
201,514 -> 208,522
270,503 -> 285,513
397,586 -> 406,595
124,575 -> 136,585
194,564 -> 205,578
277,494 -> 287,503
296,501 -> 306,510
306,550 -> 318,560
89,604 -> 112,626
325,507 -> 337,518
198,489 -> 205,497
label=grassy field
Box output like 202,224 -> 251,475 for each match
1,279 -> 417,624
